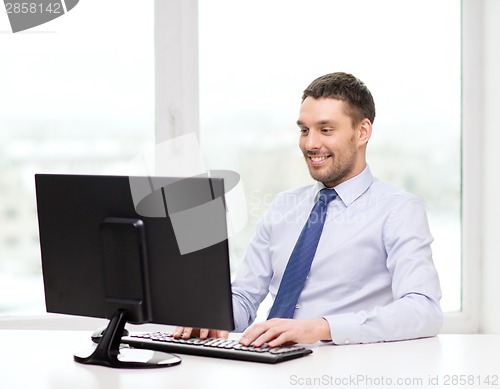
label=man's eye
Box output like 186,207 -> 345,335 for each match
300,128 -> 309,135
321,128 -> 334,133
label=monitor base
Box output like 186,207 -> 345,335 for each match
74,310 -> 181,369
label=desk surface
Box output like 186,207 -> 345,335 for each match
1,330 -> 499,389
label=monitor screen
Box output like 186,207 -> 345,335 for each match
35,173 -> 235,368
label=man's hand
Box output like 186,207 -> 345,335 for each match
239,317 -> 331,348
172,326 -> 229,340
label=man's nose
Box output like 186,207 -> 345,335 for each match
304,130 -> 322,150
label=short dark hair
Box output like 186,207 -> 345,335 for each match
302,72 -> 376,125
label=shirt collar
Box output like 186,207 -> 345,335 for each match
312,165 -> 374,207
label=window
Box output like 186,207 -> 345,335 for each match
1,1 -> 475,331
0,0 -> 154,315
197,0 -> 462,315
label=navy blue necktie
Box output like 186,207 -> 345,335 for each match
267,188 -> 337,319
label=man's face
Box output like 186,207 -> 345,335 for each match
297,97 -> 368,188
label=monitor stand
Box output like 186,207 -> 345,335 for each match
74,310 -> 182,369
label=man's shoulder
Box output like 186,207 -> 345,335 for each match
369,177 -> 422,206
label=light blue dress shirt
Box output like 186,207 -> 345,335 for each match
231,165 -> 443,344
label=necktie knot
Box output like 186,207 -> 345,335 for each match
318,188 -> 337,205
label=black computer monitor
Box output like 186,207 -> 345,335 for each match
35,173 -> 235,368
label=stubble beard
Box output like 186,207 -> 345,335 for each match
305,145 -> 358,188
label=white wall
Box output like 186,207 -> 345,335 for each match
480,0 -> 500,333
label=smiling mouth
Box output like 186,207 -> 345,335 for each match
307,155 -> 331,166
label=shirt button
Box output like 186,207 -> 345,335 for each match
295,304 -> 300,309
344,339 -> 351,345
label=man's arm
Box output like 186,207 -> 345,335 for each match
325,198 -> 443,344
231,203 -> 276,332
323,293 -> 443,345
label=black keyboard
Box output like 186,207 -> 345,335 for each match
122,332 -> 313,364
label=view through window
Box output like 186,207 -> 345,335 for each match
0,0 -> 154,315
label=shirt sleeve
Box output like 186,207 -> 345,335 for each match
231,206 -> 275,333
325,198 -> 443,345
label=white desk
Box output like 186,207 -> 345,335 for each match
1,330 -> 499,389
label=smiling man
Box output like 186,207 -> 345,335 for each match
176,72 -> 443,347
297,94 -> 371,188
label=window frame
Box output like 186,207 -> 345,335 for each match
442,0 -> 482,333
154,0 -> 200,172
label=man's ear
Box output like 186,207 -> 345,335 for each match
358,118 -> 372,146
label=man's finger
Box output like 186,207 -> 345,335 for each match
172,326 -> 185,338
215,330 -> 230,339
199,328 -> 210,339
182,327 -> 195,339
239,321 -> 270,346
173,327 -> 194,339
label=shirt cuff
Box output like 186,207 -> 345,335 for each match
324,312 -> 364,345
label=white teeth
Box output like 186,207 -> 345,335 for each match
310,156 -> 327,162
